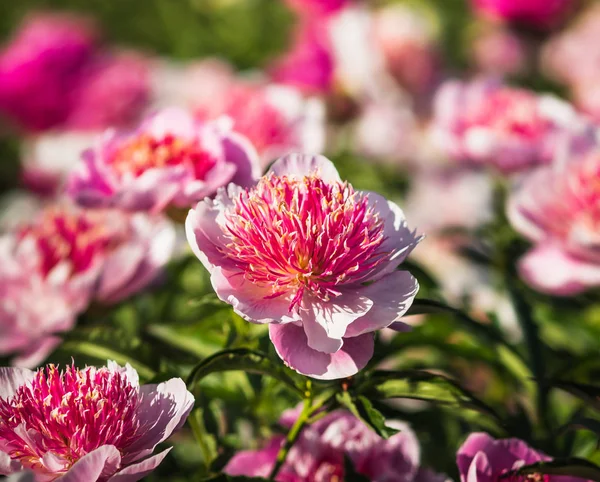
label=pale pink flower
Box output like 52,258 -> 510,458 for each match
471,27 -> 527,77
0,202 -> 175,366
457,433 -> 588,482
0,12 -> 97,132
186,153 -> 421,379
432,78 -> 594,173
508,146 -> 600,295
0,362 -> 194,481
67,108 -> 260,213
471,0 -> 576,29
226,408 -> 447,482
373,4 -> 441,94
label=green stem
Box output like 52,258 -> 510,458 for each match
188,409 -> 214,470
269,381 -> 315,480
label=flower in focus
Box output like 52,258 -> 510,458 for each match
226,408 -> 447,481
0,202 -> 175,366
186,153 -> 421,379
0,12 -> 98,131
432,78 -> 594,174
471,0 -> 576,29
457,433 -> 586,482
0,362 -> 194,481
67,108 -> 261,213
508,146 -> 600,295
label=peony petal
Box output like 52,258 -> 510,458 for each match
0,367 -> 35,399
224,437 -> 282,478
519,243 -> 600,295
12,337 -> 61,369
345,271 -> 419,337
268,153 -> 341,183
55,445 -> 121,482
107,448 -> 172,482
301,294 -> 372,353
269,323 -> 374,380
211,267 -> 299,324
122,378 -> 194,463
0,451 -> 23,476
466,452 -> 493,482
222,130 -> 262,187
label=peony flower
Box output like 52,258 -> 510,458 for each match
0,12 -> 98,132
21,132 -> 98,196
457,433 -> 587,482
65,51 -> 150,131
0,361 -> 194,481
432,78 -> 595,174
471,0 -> 576,29
67,108 -> 261,213
226,408 -> 447,482
471,27 -> 527,77
186,153 -> 421,379
0,202 -> 175,366
508,146 -> 600,295
284,0 -> 348,18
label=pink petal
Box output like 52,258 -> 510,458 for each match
301,294 -> 373,353
211,267 -> 299,324
12,337 -> 61,369
107,448 -> 172,482
222,130 -> 262,187
55,445 -> 121,482
345,271 -> 419,337
466,452 -> 493,482
123,378 -> 194,463
0,451 -> 23,476
224,437 -> 282,478
519,243 -> 600,295
0,367 -> 35,399
269,323 -> 374,380
268,153 -> 341,183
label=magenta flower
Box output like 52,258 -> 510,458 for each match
186,153 -> 420,379
67,108 -> 261,213
457,433 -> 587,482
0,12 -> 97,132
471,0 -> 576,29
508,146 -> 600,295
433,78 -> 594,174
0,362 -> 194,481
0,202 -> 175,366
284,0 -> 349,18
226,408 -> 447,481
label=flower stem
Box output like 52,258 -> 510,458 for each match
269,380 -> 314,480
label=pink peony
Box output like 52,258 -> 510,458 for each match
284,0 -> 348,18
65,51 -> 150,131
457,433 -> 587,482
0,13 -> 98,131
186,153 -> 421,379
432,78 -> 594,174
0,202 -> 175,366
508,146 -> 600,295
471,0 -> 576,29
67,108 -> 261,213
0,362 -> 194,481
471,27 -> 527,77
226,408 -> 447,482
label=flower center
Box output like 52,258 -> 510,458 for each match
0,365 -> 141,478
221,174 -> 389,310
110,133 -> 217,178
18,207 -> 127,278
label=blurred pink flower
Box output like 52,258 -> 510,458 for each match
67,108 -> 260,213
457,433 -> 587,482
226,408 -> 447,482
471,27 -> 527,77
0,362 -> 194,481
432,78 -> 594,173
270,22 -> 335,95
471,0 -> 576,29
0,12 -> 98,131
186,153 -> 421,379
373,4 -> 441,94
285,0 -> 348,18
0,202 -> 175,366
21,132 -> 98,196
66,51 -> 150,131
508,146 -> 600,295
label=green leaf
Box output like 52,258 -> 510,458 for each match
358,370 -> 503,424
187,348 -> 302,396
552,381 -> 600,412
336,392 -> 399,439
502,458 -> 600,482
